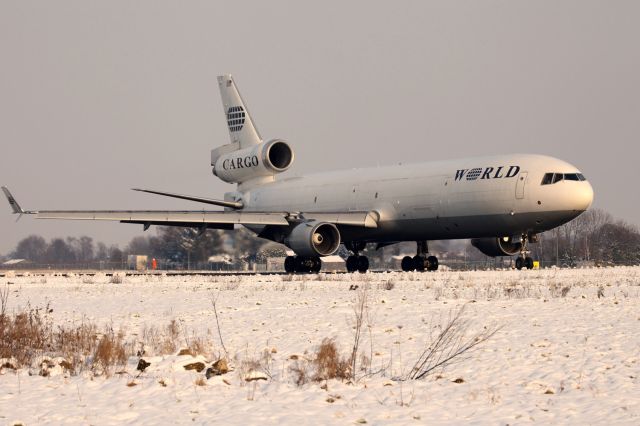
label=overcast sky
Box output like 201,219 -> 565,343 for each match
1,1 -> 639,255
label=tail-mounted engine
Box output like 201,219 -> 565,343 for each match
470,237 -> 522,257
212,139 -> 294,184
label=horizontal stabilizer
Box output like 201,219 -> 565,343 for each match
132,188 -> 243,209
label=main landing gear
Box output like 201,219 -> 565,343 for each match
345,242 -> 370,273
284,256 -> 322,273
401,241 -> 439,272
515,234 -> 535,270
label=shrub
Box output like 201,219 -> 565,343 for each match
313,338 -> 351,382
93,329 -> 128,375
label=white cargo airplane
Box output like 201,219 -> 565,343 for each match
3,74 -> 593,272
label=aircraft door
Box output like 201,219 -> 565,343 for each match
516,171 -> 528,199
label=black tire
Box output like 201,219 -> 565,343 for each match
357,256 -> 369,273
401,256 -> 414,272
427,255 -> 439,271
284,256 -> 295,273
413,255 -> 425,272
294,256 -> 308,273
515,257 -> 524,270
311,257 -> 322,273
346,255 -> 359,273
525,257 -> 534,270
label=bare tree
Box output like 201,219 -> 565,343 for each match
12,235 -> 47,262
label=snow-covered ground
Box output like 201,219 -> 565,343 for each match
1,267 -> 639,425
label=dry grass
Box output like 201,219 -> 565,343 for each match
93,329 -> 128,375
289,358 -> 310,386
0,288 -> 217,378
0,307 -> 50,366
142,319 -> 181,355
0,302 -> 130,375
313,338 -> 351,382
109,274 -> 124,284
289,338 -> 353,386
55,320 -> 99,367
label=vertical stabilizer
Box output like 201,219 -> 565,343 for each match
217,74 -> 262,148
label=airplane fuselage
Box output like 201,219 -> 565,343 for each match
241,153 -> 593,243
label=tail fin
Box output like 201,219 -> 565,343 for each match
217,74 -> 261,149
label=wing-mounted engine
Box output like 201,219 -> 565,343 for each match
211,139 -> 294,185
284,221 -> 341,257
470,237 -> 522,257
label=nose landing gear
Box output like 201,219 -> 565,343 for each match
515,234 -> 536,270
402,241 -> 439,272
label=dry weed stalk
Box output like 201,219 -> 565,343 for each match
93,328 -> 127,376
349,287 -> 368,380
209,293 -> 228,358
0,284 -> 9,317
407,304 -> 501,380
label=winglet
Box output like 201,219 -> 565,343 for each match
2,186 -> 24,214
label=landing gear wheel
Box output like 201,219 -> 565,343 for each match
346,256 -> 359,273
294,256 -> 307,273
295,256 -> 322,273
525,257 -> 534,270
413,255 -> 426,272
515,257 -> 524,270
401,256 -> 414,272
426,255 -> 439,271
284,256 -> 295,273
310,257 -> 322,274
357,256 -> 369,273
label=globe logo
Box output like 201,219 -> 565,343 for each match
466,168 -> 483,180
227,106 -> 245,132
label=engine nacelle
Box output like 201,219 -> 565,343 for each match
284,221 -> 341,257
212,139 -> 294,184
470,237 -> 522,257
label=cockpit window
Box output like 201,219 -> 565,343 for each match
541,172 -> 588,185
563,173 -> 580,181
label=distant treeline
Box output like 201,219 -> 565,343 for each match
2,209 -> 639,268
2,227 -> 272,268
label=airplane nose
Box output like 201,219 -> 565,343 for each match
574,181 -> 594,211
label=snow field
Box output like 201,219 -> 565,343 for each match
1,267 -> 639,425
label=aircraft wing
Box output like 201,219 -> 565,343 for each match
32,210 -> 289,229
2,187 -> 378,229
